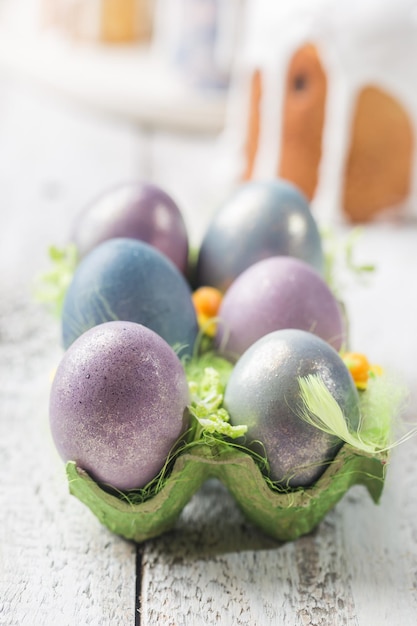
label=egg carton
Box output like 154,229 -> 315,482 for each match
66,441 -> 385,543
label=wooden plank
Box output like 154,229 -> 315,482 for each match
139,449 -> 417,625
0,294 -> 138,626
0,77 -> 143,625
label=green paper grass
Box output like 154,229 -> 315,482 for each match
186,359 -> 246,439
34,243 -> 78,317
321,226 -> 376,297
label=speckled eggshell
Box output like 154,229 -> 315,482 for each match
196,179 -> 324,292
61,238 -> 198,357
72,181 -> 189,274
224,329 -> 360,488
216,256 -> 346,359
50,321 -> 190,491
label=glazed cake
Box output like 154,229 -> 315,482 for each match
223,0 -> 417,222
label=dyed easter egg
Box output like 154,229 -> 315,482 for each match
215,256 -> 346,359
195,179 -> 324,291
224,329 -> 360,488
50,321 -> 190,491
61,238 -> 198,357
72,181 -> 189,274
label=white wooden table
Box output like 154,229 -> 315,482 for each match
1,74 -> 416,626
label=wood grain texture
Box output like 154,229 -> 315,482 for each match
0,78 -> 141,625
0,294 -> 137,626
139,450 -> 417,625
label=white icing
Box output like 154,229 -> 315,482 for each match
224,0 -> 417,219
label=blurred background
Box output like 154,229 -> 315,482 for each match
1,0 -> 417,290
0,0 -> 244,291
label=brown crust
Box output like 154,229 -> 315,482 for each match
278,43 -> 327,200
343,85 -> 414,222
242,69 -> 262,181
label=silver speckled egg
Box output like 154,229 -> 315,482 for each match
224,329 -> 360,488
196,179 -> 324,292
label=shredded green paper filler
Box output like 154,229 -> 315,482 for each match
34,244 -> 78,317
65,351 -> 407,544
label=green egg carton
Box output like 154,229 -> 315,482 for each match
66,442 -> 386,544
64,350 -> 403,544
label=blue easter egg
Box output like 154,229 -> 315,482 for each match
196,179 -> 324,292
62,238 -> 198,358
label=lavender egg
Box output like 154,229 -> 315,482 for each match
224,329 -> 360,488
62,238 -> 198,357
196,179 -> 324,292
50,321 -> 190,491
72,181 -> 189,274
216,256 -> 346,359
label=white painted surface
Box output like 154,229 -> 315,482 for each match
0,72 -> 416,626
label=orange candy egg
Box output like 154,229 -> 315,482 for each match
342,352 -> 383,390
192,286 -> 223,337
